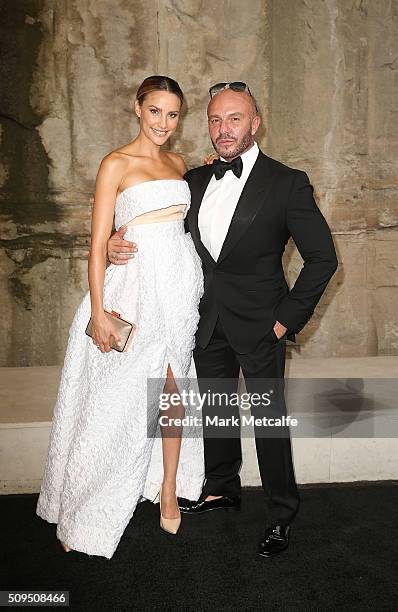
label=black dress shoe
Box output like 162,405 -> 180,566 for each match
178,495 -> 241,514
258,524 -> 291,558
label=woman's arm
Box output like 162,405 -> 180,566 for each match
88,155 -> 122,351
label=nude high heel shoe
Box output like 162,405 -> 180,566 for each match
60,540 -> 71,552
159,485 -> 181,535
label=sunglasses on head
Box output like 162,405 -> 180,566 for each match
209,81 -> 253,97
209,81 -> 258,112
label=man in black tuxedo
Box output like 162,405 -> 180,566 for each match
107,82 -> 338,557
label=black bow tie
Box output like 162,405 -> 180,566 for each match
212,156 -> 243,180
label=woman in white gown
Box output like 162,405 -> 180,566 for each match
36,76 -> 204,559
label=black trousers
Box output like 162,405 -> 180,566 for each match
193,317 -> 300,526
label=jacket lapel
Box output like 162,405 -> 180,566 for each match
187,166 -> 215,266
217,151 -> 275,264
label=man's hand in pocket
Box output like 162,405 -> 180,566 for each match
273,321 -> 287,340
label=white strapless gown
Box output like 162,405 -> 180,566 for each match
36,180 -> 205,559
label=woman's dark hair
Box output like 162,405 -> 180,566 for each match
136,75 -> 184,106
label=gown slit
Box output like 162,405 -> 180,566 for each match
37,180 -> 204,558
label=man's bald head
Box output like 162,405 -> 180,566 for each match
207,88 -> 261,160
207,88 -> 258,120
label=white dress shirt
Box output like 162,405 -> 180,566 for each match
198,142 -> 259,261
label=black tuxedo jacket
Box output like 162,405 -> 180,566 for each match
184,149 -> 338,353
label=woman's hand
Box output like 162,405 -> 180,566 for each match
203,152 -> 219,165
91,313 -> 122,353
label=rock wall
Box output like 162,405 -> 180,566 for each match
268,0 -> 398,358
0,0 -> 397,365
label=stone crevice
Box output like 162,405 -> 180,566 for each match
0,114 -> 39,130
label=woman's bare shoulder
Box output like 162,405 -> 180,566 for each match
163,151 -> 186,174
106,146 -> 140,164
98,148 -> 139,177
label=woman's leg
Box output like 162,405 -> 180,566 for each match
160,364 -> 183,518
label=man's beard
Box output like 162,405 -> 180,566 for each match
213,129 -> 253,160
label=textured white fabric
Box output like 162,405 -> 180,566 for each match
198,142 -> 259,260
37,179 -> 205,559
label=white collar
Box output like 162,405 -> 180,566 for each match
220,141 -> 259,169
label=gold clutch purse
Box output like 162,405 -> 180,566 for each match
85,310 -> 136,353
